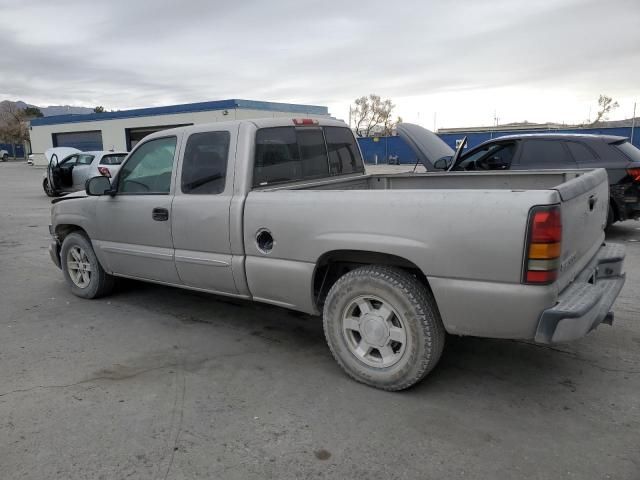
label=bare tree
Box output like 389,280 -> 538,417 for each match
94,106 -> 105,113
0,103 -> 29,158
351,94 -> 401,137
592,95 -> 619,124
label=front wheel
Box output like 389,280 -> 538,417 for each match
43,178 -> 57,197
61,232 -> 114,299
323,266 -> 445,391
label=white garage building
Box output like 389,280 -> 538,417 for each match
29,98 -> 329,166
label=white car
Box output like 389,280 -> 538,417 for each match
0,149 -> 9,161
43,148 -> 128,197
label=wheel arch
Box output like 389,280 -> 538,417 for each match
55,224 -> 89,243
312,249 -> 433,311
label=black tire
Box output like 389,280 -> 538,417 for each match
60,232 -> 114,299
323,265 -> 445,391
2,154 -> 7,162
606,204 -> 616,229
43,178 -> 57,197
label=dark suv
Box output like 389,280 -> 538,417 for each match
448,134 -> 640,226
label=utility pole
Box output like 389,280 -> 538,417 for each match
631,102 -> 637,147
433,112 -> 437,132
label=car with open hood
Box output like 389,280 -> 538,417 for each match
410,127 -> 640,227
43,148 -> 128,197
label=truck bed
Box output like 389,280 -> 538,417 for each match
244,168 -> 609,338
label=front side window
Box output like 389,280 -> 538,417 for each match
181,131 -> 230,194
118,136 -> 176,194
456,143 -> 515,170
253,126 -> 364,187
60,154 -> 78,165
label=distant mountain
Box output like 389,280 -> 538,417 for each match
39,105 -> 94,116
1,99 -> 93,116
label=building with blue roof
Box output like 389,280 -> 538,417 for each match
29,98 -> 329,165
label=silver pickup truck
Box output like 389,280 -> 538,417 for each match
48,117 -> 626,390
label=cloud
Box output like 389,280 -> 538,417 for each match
0,0 -> 638,125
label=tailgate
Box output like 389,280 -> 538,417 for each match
555,168 -> 608,291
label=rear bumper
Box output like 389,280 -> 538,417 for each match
534,243 -> 626,343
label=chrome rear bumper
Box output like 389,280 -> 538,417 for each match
535,243 -> 626,343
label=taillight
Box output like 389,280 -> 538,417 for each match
523,206 -> 562,285
293,118 -> 319,126
98,166 -> 111,178
627,167 -> 640,182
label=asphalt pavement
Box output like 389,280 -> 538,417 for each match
1,162 -> 639,479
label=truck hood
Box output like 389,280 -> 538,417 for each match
51,190 -> 88,204
396,123 -> 454,171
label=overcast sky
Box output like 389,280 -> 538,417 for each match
1,0 -> 639,128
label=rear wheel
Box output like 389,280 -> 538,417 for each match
323,266 -> 445,391
61,232 -> 114,299
2,154 -> 7,162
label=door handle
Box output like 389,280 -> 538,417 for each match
152,207 -> 169,221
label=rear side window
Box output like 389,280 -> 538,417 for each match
254,126 -> 364,186
519,140 -> 573,166
565,142 -> 598,163
325,126 -> 364,175
100,154 -> 127,165
76,154 -> 95,165
181,131 -> 230,194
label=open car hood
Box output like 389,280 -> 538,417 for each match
396,123 -> 454,171
45,147 -> 80,164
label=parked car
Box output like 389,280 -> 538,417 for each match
47,117 -> 625,390
43,148 -> 128,197
0,149 -> 9,161
423,130 -> 640,227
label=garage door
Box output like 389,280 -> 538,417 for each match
125,124 -> 191,150
52,131 -> 103,151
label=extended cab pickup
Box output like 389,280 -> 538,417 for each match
48,117 -> 626,390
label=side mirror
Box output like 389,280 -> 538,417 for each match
433,158 -> 450,170
86,176 -> 112,196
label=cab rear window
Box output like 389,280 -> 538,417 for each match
253,126 -> 364,187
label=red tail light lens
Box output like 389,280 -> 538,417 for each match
627,167 -> 640,182
98,166 -> 111,178
523,206 -> 562,285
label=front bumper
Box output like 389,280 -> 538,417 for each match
48,225 -> 62,269
535,243 -> 626,343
